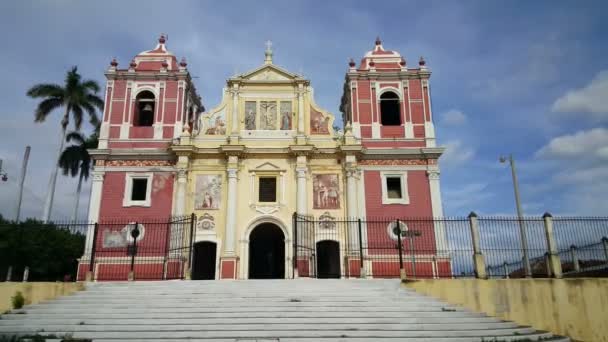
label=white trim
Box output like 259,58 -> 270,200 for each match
359,165 -> 428,171
380,171 -> 409,205
122,172 -> 153,207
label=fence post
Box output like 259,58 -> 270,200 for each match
396,219 -> 405,280
293,213 -> 299,279
185,213 -> 196,280
544,253 -> 552,277
357,219 -> 364,278
128,222 -> 139,281
468,212 -> 487,279
542,213 -> 562,278
503,262 -> 509,279
602,237 -> 608,263
22,267 -> 29,282
86,222 -> 99,282
6,266 -> 12,282
570,245 -> 580,272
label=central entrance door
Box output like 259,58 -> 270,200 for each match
249,223 -> 285,279
316,240 -> 341,278
192,241 -> 217,280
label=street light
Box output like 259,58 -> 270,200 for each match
500,154 -> 532,278
0,159 -> 8,182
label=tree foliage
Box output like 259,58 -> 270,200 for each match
0,215 -> 85,282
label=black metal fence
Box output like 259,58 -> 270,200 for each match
87,215 -> 195,281
293,213 -> 608,279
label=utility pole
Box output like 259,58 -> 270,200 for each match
15,146 -> 31,222
500,154 -> 532,278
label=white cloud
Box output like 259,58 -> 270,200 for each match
442,109 -> 467,125
552,70 -> 608,120
441,140 -> 475,166
536,127 -> 608,161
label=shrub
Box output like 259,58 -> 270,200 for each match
11,291 -> 25,309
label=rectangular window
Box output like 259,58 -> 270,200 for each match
131,178 -> 148,201
386,177 -> 402,199
259,177 -> 277,202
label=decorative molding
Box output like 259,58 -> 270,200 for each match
252,205 -> 281,215
318,211 -> 336,230
196,213 -> 215,231
427,170 -> 440,180
106,160 -> 173,167
359,159 -> 428,166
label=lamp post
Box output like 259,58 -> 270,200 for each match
500,154 -> 531,278
0,159 -> 8,182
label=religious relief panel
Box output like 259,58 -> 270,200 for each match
194,175 -> 222,210
280,101 -> 292,130
244,101 -> 257,130
260,101 -> 277,130
202,108 -> 226,135
310,107 -> 330,134
313,174 -> 340,209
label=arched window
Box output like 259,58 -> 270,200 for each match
380,91 -> 401,126
134,91 -> 155,127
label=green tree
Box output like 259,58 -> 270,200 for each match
26,67 -> 104,222
59,129 -> 99,222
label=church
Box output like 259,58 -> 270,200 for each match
79,35 -> 449,281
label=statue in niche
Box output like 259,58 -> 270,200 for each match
260,101 -> 276,130
244,101 -> 256,130
280,101 -> 292,130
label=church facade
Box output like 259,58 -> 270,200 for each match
79,35 -> 448,280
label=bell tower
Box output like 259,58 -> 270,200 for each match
340,37 -> 436,148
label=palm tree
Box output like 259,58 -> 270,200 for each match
59,130 -> 98,222
27,66 -> 104,222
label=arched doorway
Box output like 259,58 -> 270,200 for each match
249,223 -> 285,279
192,241 -> 217,280
316,240 -> 340,278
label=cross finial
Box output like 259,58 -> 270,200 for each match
264,40 -> 273,64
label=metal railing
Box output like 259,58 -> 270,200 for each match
293,213 -> 608,279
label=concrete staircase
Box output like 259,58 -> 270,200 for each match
0,279 -> 569,341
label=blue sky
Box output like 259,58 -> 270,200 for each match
0,1 -> 607,220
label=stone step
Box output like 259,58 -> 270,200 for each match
0,317 -> 503,325
2,311 -> 487,319
0,322 -> 519,333
4,327 -> 539,339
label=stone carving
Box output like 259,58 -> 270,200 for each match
197,213 -> 215,230
318,211 -> 336,230
244,101 -> 257,130
280,101 -> 292,130
194,175 -> 222,210
310,107 -> 329,134
202,108 -> 226,135
313,174 -> 340,209
260,101 -> 277,130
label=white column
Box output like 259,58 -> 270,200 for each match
346,168 -> 358,219
428,169 -> 448,254
295,155 -> 307,215
297,84 -> 305,134
231,85 -> 239,135
174,169 -> 187,216
83,170 -> 104,258
224,167 -> 238,255
296,168 -> 307,215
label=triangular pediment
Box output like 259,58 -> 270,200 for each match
236,64 -> 300,82
252,162 -> 284,171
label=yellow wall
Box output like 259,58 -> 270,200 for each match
0,282 -> 84,313
404,278 -> 608,342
